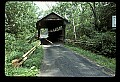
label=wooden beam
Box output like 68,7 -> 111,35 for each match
38,29 -> 40,40
45,39 -> 53,44
12,41 -> 41,67
62,25 -> 65,43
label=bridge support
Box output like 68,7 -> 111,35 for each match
38,28 -> 40,40
62,25 -> 65,43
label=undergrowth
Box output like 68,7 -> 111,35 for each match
5,37 -> 44,76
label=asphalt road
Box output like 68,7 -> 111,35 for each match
36,44 -> 114,77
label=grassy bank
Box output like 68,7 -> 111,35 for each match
64,44 -> 116,72
5,40 -> 44,76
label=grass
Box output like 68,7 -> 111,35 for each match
64,44 -> 116,72
5,65 -> 38,76
5,40 -> 44,76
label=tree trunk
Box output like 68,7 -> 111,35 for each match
73,18 -> 76,41
88,2 -> 98,30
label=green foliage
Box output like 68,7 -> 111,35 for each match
51,2 -> 116,58
5,1 -> 44,76
76,27 -> 96,38
73,31 -> 116,58
6,51 -> 23,63
5,1 -> 116,76
97,32 -> 116,57
5,40 -> 44,76
5,66 -> 38,76
98,2 -> 116,31
5,33 -> 16,51
23,46 -> 44,69
5,1 -> 40,37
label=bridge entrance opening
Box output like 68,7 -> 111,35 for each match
36,12 -> 70,45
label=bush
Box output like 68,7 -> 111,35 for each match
77,27 -> 96,38
99,32 -> 116,58
74,31 -> 116,58
5,44 -> 44,76
5,33 -> 16,51
5,33 -> 44,76
22,46 -> 44,69
6,51 -> 23,63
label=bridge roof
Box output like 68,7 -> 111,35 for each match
36,12 -> 70,29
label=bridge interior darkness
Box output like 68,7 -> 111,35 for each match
36,12 -> 69,44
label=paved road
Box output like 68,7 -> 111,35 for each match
36,44 -> 114,77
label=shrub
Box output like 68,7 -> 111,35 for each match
6,51 -> 23,63
22,46 -> 44,69
77,27 -> 96,38
5,33 -> 44,76
74,31 -> 116,58
99,32 -> 116,58
5,33 -> 16,51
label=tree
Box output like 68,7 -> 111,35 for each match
49,1 -> 116,58
98,2 -> 116,31
51,2 -> 82,40
87,2 -> 98,30
5,1 -> 41,38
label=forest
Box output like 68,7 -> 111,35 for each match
5,1 -> 116,76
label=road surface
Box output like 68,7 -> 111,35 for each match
36,44 -> 114,77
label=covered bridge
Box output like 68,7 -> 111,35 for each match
36,12 -> 70,44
